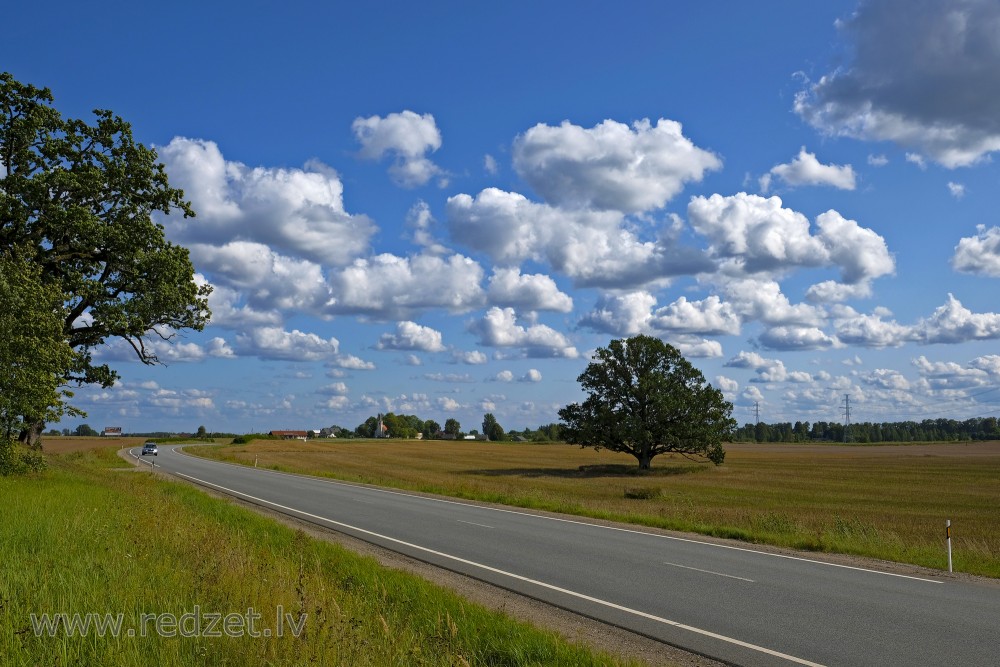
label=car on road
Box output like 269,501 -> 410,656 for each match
141,442 -> 158,456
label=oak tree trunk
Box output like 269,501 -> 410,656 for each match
18,420 -> 44,450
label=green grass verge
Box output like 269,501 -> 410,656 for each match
0,448 -> 644,666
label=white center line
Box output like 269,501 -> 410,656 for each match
457,520 -> 494,529
170,470 -> 826,667
172,446 -> 942,585
664,561 -> 754,582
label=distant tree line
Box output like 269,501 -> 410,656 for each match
354,413 -> 431,439
732,417 -> 1000,443
349,412 -> 565,442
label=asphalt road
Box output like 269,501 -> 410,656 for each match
129,445 -> 1000,666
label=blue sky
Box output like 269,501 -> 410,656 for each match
7,0 -> 1000,434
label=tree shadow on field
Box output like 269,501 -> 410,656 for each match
460,464 -> 704,479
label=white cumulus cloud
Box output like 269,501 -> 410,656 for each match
447,188 -> 710,288
519,369 -> 543,383
578,291 -> 656,336
513,118 -> 721,213
235,327 -> 342,362
376,321 -> 446,352
650,295 -> 742,336
689,193 -> 893,291
352,110 -> 444,187
760,148 -> 856,192
469,307 -> 578,358
158,138 -> 375,265
952,225 -> 1000,276
327,253 -> 485,319
487,268 -> 573,313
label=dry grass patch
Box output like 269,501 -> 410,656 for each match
39,435 -> 146,454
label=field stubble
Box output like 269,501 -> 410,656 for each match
198,439 -> 1000,577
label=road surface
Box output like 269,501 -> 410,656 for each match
128,445 -> 1000,666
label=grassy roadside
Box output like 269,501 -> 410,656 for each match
190,439 -> 1000,578
0,446 -> 645,667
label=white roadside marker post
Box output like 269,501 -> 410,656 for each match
946,520 -> 953,573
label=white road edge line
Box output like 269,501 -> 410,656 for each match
664,561 -> 754,583
172,446 -> 942,585
457,520 -> 494,529
172,469 -> 825,667
126,448 -> 155,468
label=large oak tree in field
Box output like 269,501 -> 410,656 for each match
559,335 -> 734,470
0,73 -> 211,446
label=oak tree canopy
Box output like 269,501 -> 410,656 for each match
559,335 -> 734,469
0,72 -> 211,445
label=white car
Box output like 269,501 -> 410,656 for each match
141,442 -> 158,456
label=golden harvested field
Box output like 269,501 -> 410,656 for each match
39,436 -> 146,454
195,438 -> 1000,577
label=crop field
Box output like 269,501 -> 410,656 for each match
194,438 -> 1000,577
41,435 -> 146,454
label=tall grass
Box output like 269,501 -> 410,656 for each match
0,447 -> 643,666
193,439 -> 1000,577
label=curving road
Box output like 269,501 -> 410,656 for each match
128,445 -> 1000,666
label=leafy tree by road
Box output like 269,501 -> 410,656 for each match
0,249 -> 78,471
559,335 -> 734,470
0,72 -> 211,445
0,250 -> 78,436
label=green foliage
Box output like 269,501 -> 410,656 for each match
0,438 -> 46,475
73,424 -> 99,437
444,418 -> 461,435
355,415 -> 378,437
0,248 -> 80,440
559,335 -> 734,469
0,72 -> 211,436
482,413 -> 505,441
536,423 -> 563,441
353,413 -> 424,438
732,417 -> 1000,444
